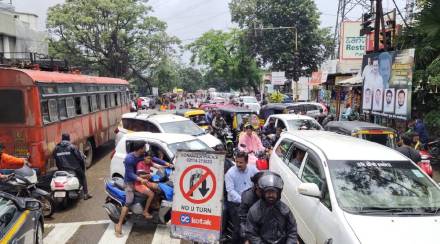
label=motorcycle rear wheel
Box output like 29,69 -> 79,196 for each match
38,195 -> 55,218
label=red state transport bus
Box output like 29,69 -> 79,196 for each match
0,68 -> 130,173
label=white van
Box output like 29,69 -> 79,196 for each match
270,131 -> 440,244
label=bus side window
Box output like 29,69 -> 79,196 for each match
110,93 -> 116,107
48,99 -> 59,122
99,94 -> 106,110
89,95 -> 98,112
58,99 -> 68,120
105,94 -> 110,108
80,96 -> 89,114
41,100 -> 50,124
66,97 -> 76,118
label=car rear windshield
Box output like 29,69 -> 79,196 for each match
0,89 -> 25,124
286,119 -> 322,130
329,160 -> 440,215
160,120 -> 205,136
361,134 -> 394,147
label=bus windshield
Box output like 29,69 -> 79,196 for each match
0,90 -> 25,124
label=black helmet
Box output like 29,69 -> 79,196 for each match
258,173 -> 284,192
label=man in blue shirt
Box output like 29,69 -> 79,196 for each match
225,151 -> 258,243
115,141 -> 148,237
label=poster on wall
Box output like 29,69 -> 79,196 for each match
361,49 -> 415,120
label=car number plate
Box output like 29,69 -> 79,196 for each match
54,191 -> 66,198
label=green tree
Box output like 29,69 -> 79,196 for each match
397,0 -> 440,133
47,0 -> 179,91
187,29 -> 262,92
229,0 -> 334,79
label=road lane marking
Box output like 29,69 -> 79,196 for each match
44,219 -> 111,228
98,221 -> 133,244
151,224 -> 181,244
43,223 -> 81,244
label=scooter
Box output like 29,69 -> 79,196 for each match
418,150 -> 433,177
103,167 -> 174,224
50,171 -> 82,208
0,165 -> 55,217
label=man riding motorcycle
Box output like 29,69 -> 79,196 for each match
53,134 -> 92,200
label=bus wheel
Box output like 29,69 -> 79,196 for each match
84,140 -> 94,168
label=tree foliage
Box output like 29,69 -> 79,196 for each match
46,0 -> 179,91
397,0 -> 440,132
229,0 -> 334,79
187,29 -> 261,91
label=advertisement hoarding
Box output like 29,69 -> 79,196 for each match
361,49 -> 415,120
271,71 -> 286,85
340,21 -> 366,60
310,71 -> 328,86
171,150 -> 225,243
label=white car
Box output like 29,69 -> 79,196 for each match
115,113 -> 222,149
240,96 -> 261,114
111,132 -> 212,178
263,114 -> 323,132
270,131 -> 440,244
290,102 -> 328,119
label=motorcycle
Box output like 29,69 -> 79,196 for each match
217,126 -> 235,157
103,167 -> 174,224
50,171 -> 82,208
0,165 -> 55,217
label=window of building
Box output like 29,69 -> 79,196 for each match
66,97 -> 76,118
58,99 -> 68,120
48,99 -> 59,122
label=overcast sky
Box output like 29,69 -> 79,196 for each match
9,0 -> 407,61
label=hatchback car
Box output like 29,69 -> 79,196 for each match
263,114 -> 323,132
270,131 -> 440,244
115,113 -> 222,148
111,132 -> 212,179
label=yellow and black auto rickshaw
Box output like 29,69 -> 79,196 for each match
175,109 -> 209,130
217,107 -> 260,132
324,121 -> 397,148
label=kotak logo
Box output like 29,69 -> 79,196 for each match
179,214 -> 212,226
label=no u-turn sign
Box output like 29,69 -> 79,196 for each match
171,150 -> 225,244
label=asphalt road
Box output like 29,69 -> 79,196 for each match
43,142 -> 188,244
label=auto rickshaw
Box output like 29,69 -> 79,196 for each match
175,109 -> 209,129
259,103 -> 296,124
217,107 -> 260,131
324,121 -> 397,148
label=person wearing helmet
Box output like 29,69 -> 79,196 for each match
246,173 -> 298,244
238,171 -> 273,242
238,123 -> 265,154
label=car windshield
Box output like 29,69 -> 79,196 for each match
242,97 -> 257,103
286,119 -> 322,130
168,139 -> 212,155
160,120 -> 205,136
361,133 -> 395,148
329,160 -> 440,215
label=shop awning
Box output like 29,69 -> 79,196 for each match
336,74 -> 363,87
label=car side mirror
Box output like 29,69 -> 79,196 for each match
298,183 -> 321,198
25,199 -> 41,211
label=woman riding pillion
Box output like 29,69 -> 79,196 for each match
238,124 -> 266,165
